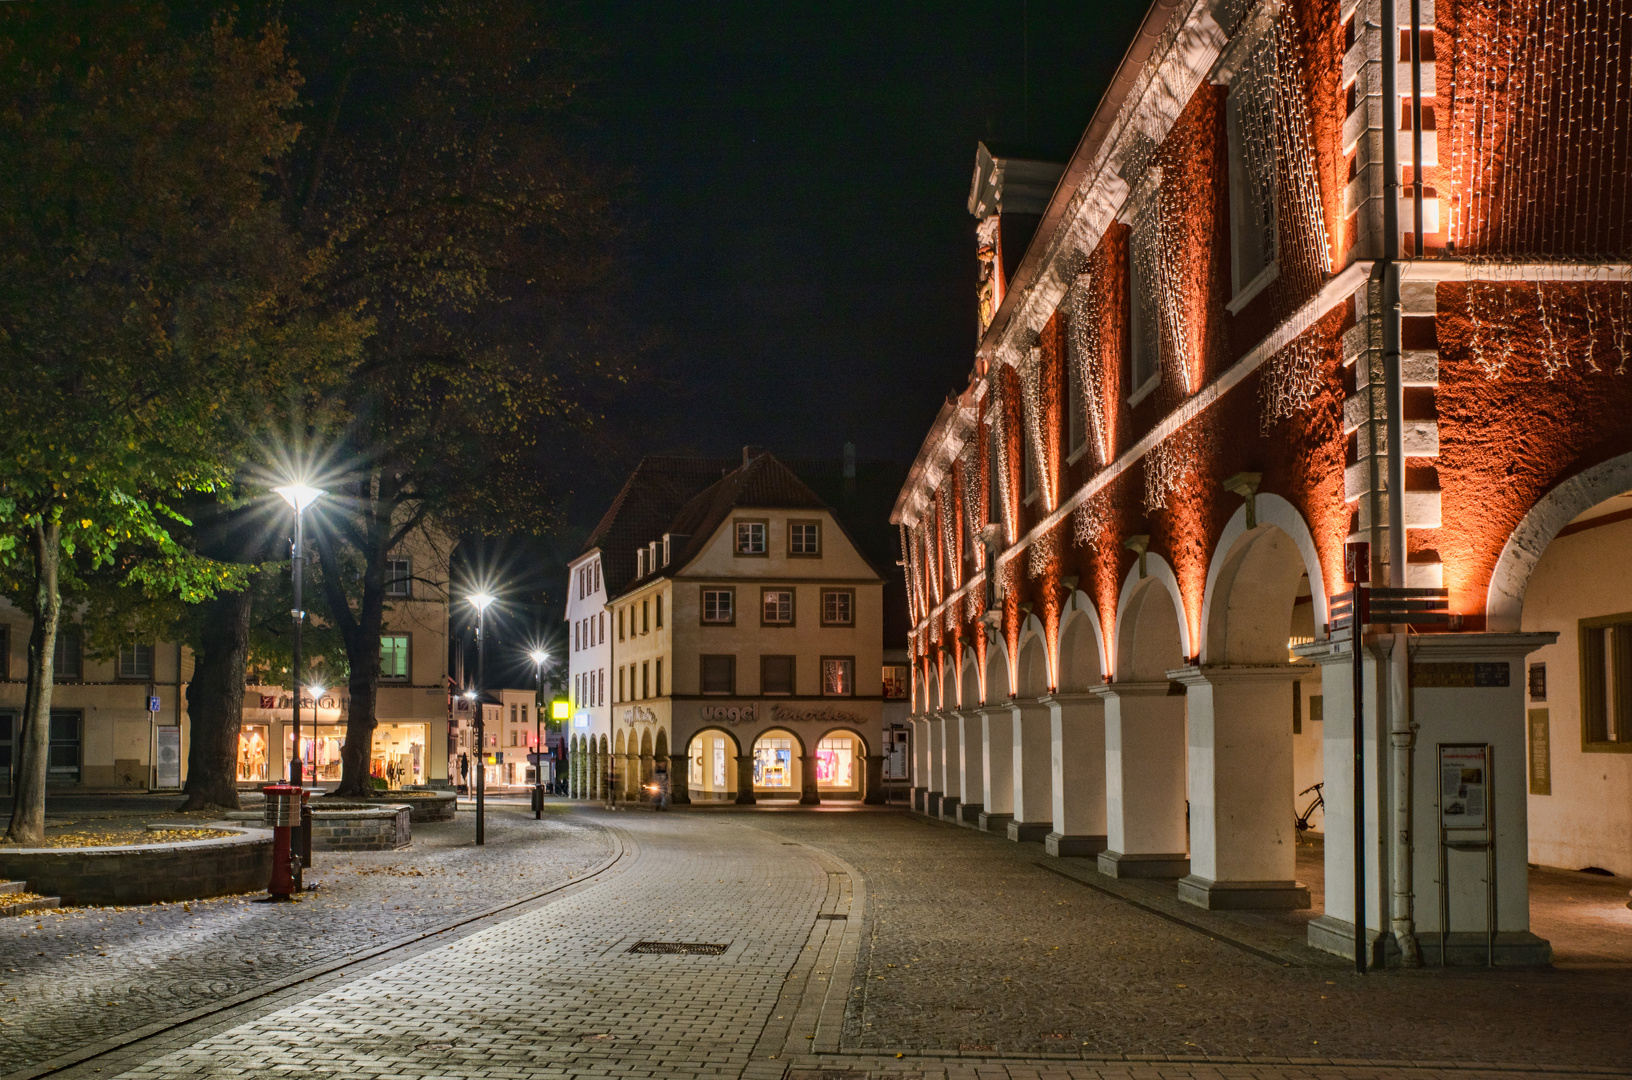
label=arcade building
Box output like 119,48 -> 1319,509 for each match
893,0 -> 1631,965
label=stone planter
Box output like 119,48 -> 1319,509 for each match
0,827 -> 272,906
307,803 -> 412,851
338,790 -> 456,823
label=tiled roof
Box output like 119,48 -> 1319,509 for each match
580,455 -> 737,595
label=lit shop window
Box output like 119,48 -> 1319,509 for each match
753,735 -> 794,788
816,736 -> 855,789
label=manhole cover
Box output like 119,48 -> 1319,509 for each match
627,941 -> 728,955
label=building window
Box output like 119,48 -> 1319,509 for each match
618,608 -> 625,641
1128,202 -> 1161,402
0,624 -> 8,680
761,655 -> 795,696
702,588 -> 735,625
385,558 -> 412,597
821,589 -> 854,627
1581,613 -> 1632,749
1225,74 -> 1278,309
882,664 -> 908,699
701,654 -> 735,696
642,599 -> 650,634
641,660 -> 650,699
618,666 -> 626,702
788,521 -> 820,556
654,659 -> 662,697
734,520 -> 767,556
380,635 -> 410,681
49,711 -> 81,779
593,561 -> 601,593
655,595 -> 663,629
599,612 -> 605,643
821,656 -> 855,697
52,629 -> 82,681
118,642 -> 154,680
761,588 -> 794,626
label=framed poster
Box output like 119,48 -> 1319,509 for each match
1439,743 -> 1490,832
156,725 -> 182,789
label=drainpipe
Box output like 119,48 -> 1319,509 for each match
1381,0 -> 1422,967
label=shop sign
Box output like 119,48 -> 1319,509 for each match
700,704 -> 755,725
1413,662 -> 1510,688
770,704 -> 864,727
621,705 -> 659,724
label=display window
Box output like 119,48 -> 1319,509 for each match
237,725 -> 270,782
816,735 -> 857,789
753,735 -> 794,788
371,722 -> 427,788
284,725 -> 347,782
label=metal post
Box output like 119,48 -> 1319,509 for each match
1353,615 -> 1367,974
1410,0 -> 1424,258
290,508 -> 304,787
475,606 -> 486,846
534,659 -> 544,820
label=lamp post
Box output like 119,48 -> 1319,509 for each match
467,593 -> 496,845
528,650 -> 548,819
273,484 -> 324,787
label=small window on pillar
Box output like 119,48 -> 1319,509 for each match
1581,614 -> 1632,748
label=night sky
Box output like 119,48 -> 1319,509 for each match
475,0 -> 1150,675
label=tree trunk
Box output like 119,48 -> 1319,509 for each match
179,585 -> 253,811
6,520 -> 60,845
336,662 -> 379,796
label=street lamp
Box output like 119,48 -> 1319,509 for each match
273,484 -> 324,787
467,593 -> 496,845
528,649 -> 548,819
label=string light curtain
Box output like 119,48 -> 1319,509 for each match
1017,347 -> 1054,511
1067,262 -> 1114,467
986,374 -> 1019,545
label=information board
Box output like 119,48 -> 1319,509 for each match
1439,744 -> 1489,831
156,725 -> 181,788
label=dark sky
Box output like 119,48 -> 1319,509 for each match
471,0 -> 1150,679
573,0 -> 1149,469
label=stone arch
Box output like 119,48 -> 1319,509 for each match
983,633 -> 1012,703
1058,595 -> 1107,690
1487,450 -> 1632,631
1115,553 -> 1190,680
1199,495 -> 1330,664
814,726 -> 870,799
654,727 -> 668,761
1017,632 -> 1049,697
749,726 -> 805,794
914,670 -> 927,712
959,649 -> 980,708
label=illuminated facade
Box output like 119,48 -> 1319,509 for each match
894,0 -> 1631,966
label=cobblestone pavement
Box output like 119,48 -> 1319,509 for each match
0,802 -> 612,1073
737,808 -> 1632,1072
4,805 -> 1629,1080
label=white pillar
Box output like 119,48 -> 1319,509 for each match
956,710 -> 985,825
911,716 -> 931,812
939,710 -> 962,819
1096,681 -> 1190,878
924,715 -> 945,816
1172,666 -> 1309,909
1044,692 -> 1107,857
977,706 -> 1014,831
1008,700 -> 1054,842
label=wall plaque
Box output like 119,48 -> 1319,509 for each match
1413,661 -> 1510,688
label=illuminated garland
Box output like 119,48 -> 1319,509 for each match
1066,263 -> 1113,467
1017,347 -> 1054,510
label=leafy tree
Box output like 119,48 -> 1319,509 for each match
0,6 -> 365,840
258,0 -> 622,796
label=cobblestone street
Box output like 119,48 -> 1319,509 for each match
1,805 -> 1628,1080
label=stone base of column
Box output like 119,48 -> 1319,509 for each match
912,787 -> 927,812
1177,875 -> 1310,910
925,792 -> 944,816
799,791 -> 821,806
1097,850 -> 1190,879
977,811 -> 1012,833
1006,820 -> 1050,843
955,802 -> 983,826
1044,832 -> 1106,858
1307,915 -> 1553,967
938,798 -> 961,822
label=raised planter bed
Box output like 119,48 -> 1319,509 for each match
306,803 -> 412,851
0,827 -> 271,906
337,790 -> 456,823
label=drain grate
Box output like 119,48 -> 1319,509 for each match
627,941 -> 728,955
815,913 -> 848,920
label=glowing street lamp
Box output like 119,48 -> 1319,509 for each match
467,593 -> 497,845
273,484 -> 324,786
528,649 -> 549,819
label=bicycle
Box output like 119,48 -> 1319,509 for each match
1295,781 -> 1324,839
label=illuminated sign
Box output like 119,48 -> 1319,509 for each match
550,695 -> 571,721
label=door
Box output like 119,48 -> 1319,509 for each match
48,710 -> 81,784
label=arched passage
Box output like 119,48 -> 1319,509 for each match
1181,510 -> 1320,911
686,727 -> 741,801
1101,561 -> 1190,879
814,727 -> 869,800
1047,597 -> 1110,857
750,727 -> 805,798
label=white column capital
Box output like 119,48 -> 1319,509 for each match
1167,664 -> 1308,688
1091,680 -> 1173,699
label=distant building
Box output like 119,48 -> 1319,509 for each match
566,448 -> 890,803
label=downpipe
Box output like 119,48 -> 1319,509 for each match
1388,633 -> 1421,965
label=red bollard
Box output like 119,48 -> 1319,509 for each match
264,783 -> 298,899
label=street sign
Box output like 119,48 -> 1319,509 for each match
147,695 -> 161,713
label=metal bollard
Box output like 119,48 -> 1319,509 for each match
298,790 -> 312,887
263,783 -> 298,899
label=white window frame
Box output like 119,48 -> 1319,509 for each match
118,642 -> 154,680
761,588 -> 794,626
734,520 -> 767,556
702,588 -> 735,625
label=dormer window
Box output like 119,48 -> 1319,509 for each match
636,548 -> 647,577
